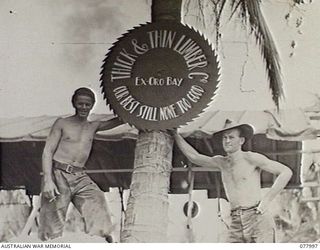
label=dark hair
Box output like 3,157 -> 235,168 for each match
71,87 -> 96,106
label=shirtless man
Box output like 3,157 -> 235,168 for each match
173,119 -> 292,243
39,87 -> 123,242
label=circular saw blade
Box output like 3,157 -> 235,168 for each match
100,21 -> 220,131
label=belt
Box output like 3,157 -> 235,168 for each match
53,161 -> 86,174
230,204 -> 259,216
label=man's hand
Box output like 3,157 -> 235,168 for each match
168,128 -> 178,137
42,178 -> 60,201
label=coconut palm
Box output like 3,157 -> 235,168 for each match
120,0 -> 181,243
121,0 -> 286,243
184,0 -> 285,107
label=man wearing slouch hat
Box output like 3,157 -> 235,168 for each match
173,119 -> 292,243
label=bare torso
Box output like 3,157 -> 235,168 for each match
53,117 -> 100,167
219,152 -> 262,209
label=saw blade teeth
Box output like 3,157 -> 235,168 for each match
100,21 -> 221,131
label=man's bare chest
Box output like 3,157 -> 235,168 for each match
61,123 -> 97,143
222,158 -> 257,181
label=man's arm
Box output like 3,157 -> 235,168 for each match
96,117 -> 123,131
173,132 -> 221,170
249,152 -> 292,213
42,119 -> 62,199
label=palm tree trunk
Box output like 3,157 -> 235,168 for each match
151,0 -> 182,22
121,131 -> 173,242
120,1 -> 182,242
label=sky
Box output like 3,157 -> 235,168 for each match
0,0 -> 319,118
183,0 -> 320,111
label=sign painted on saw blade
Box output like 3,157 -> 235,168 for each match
101,21 -> 220,130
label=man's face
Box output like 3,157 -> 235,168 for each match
74,95 -> 94,118
222,128 -> 245,154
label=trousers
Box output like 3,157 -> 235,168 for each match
38,161 -> 114,241
227,205 -> 275,243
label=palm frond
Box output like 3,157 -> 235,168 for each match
231,0 -> 284,108
213,0 -> 227,49
183,0 -> 228,49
